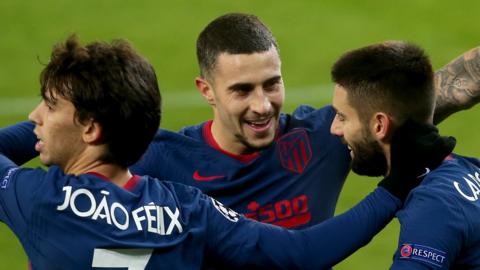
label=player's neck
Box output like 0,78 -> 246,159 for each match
384,144 -> 392,176
210,120 -> 251,155
62,149 -> 132,186
67,161 -> 132,186
203,120 -> 260,163
88,164 -> 133,186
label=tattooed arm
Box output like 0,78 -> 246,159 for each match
433,47 -> 480,124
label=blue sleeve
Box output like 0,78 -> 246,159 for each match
0,154 -> 46,232
205,187 -> 401,269
0,121 -> 38,165
390,187 -> 464,270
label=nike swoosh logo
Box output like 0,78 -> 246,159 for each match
192,170 -> 225,181
417,167 -> 431,178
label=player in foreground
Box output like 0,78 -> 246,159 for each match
0,35 -> 454,269
330,41 -> 480,269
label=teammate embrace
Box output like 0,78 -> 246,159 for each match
0,13 -> 479,270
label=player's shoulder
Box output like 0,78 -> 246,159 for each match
289,104 -> 335,121
436,154 -> 480,204
0,165 -> 43,192
178,122 -> 205,137
410,154 -> 480,206
142,176 -> 206,204
140,126 -> 207,161
422,154 -> 479,186
1,165 -> 63,184
151,124 -> 206,145
0,165 -> 78,208
280,104 -> 335,131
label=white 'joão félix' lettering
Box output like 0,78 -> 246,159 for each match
453,170 -> 480,202
57,186 -> 183,235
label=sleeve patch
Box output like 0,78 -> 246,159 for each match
1,167 -> 19,189
211,198 -> 240,222
399,243 -> 447,268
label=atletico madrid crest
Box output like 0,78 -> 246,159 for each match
277,129 -> 312,174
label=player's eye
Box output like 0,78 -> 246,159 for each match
231,84 -> 254,96
43,99 -> 56,111
336,113 -> 345,122
263,77 -> 282,92
264,82 -> 280,92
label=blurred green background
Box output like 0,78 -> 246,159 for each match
0,0 -> 478,269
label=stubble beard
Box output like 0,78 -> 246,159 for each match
350,133 -> 388,177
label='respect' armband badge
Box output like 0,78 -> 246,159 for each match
399,243 -> 447,268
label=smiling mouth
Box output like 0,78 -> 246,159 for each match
245,118 -> 272,132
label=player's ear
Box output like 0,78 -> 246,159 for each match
195,76 -> 215,106
82,120 -> 102,144
371,112 -> 393,141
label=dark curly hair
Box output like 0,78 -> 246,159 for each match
40,34 -> 161,167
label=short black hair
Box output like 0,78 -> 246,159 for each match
40,35 -> 161,167
196,13 -> 279,79
331,41 -> 434,124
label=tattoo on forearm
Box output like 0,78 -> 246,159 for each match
433,47 -> 480,124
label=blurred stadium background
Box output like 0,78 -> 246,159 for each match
1,0 -> 478,268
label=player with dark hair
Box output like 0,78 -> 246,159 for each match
36,37 -> 161,169
129,13 -> 479,229
0,35 -> 455,269
1,13 -> 479,233
330,41 -> 480,269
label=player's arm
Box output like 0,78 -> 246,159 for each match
0,122 -> 46,225
0,121 -> 38,165
433,47 -> 480,124
389,187 -> 464,269
204,187 -> 401,269
205,121 -> 455,269
0,152 -> 47,228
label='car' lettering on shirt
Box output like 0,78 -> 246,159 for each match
57,186 -> 183,235
453,170 -> 480,202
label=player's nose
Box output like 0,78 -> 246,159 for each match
250,88 -> 272,115
28,101 -> 46,126
330,115 -> 343,136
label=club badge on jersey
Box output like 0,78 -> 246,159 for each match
277,129 -> 312,174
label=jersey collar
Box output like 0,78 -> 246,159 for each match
202,120 -> 259,163
86,172 -> 141,191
